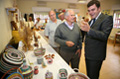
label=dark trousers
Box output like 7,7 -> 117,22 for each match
85,59 -> 103,79
80,30 -> 85,42
60,50 -> 80,69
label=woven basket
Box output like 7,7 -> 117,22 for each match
34,48 -> 45,56
18,65 -> 33,79
0,48 -> 25,74
1,67 -> 24,79
68,68 -> 90,79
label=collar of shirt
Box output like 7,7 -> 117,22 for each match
96,12 -> 101,20
65,21 -> 74,30
49,19 -> 60,24
90,12 -> 101,26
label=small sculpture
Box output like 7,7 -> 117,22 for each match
44,54 -> 55,64
47,58 -> 53,64
45,70 -> 53,79
42,60 -> 46,68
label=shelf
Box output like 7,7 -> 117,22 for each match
6,7 -> 17,15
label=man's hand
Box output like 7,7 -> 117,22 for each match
66,41 -> 74,47
80,21 -> 90,32
75,49 -> 81,57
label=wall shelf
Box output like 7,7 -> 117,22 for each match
6,7 -> 17,15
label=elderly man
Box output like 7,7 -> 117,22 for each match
54,10 -> 82,69
80,0 -> 113,79
44,10 -> 61,53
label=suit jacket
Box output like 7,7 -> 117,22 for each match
85,13 -> 113,61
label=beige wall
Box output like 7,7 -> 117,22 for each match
101,0 -> 120,15
0,0 -> 13,53
17,0 -> 86,17
17,0 -> 36,14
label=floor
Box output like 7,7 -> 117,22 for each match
79,41 -> 120,79
40,31 -> 120,79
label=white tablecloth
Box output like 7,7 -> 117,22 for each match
18,31 -> 75,79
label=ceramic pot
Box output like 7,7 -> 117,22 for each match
68,68 -> 90,79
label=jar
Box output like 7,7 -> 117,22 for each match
34,66 -> 39,75
37,56 -> 43,64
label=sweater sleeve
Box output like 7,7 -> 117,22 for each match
54,25 -> 67,46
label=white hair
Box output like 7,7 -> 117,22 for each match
64,10 -> 74,20
64,10 -> 69,17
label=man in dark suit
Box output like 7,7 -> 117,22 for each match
80,0 -> 113,79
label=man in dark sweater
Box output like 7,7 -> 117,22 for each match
54,10 -> 82,69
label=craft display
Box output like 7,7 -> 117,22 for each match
34,66 -> 39,75
34,31 -> 38,42
34,48 -> 45,56
28,59 -> 33,65
19,22 -> 33,52
44,54 -> 55,64
42,60 -> 47,68
34,43 -> 45,56
38,35 -> 41,39
59,68 -> 68,79
47,58 -> 53,64
1,67 -> 24,79
6,72 -> 24,79
68,68 -> 90,79
37,56 -> 43,64
45,70 -> 53,79
0,48 -> 25,74
34,42 -> 39,47
44,54 -> 55,59
33,31 -> 41,47
18,59 -> 33,79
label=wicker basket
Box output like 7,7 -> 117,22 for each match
34,48 -> 45,56
0,48 -> 25,74
68,68 -> 90,79
1,67 -> 24,79
18,65 -> 33,79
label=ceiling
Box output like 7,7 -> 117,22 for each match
21,0 -> 102,4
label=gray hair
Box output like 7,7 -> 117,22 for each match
64,10 -> 69,17
64,10 -> 74,19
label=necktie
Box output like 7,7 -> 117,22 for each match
90,18 -> 95,27
92,18 -> 96,26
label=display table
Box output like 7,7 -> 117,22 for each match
18,31 -> 75,79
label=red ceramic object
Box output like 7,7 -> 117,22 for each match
34,66 -> 39,75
